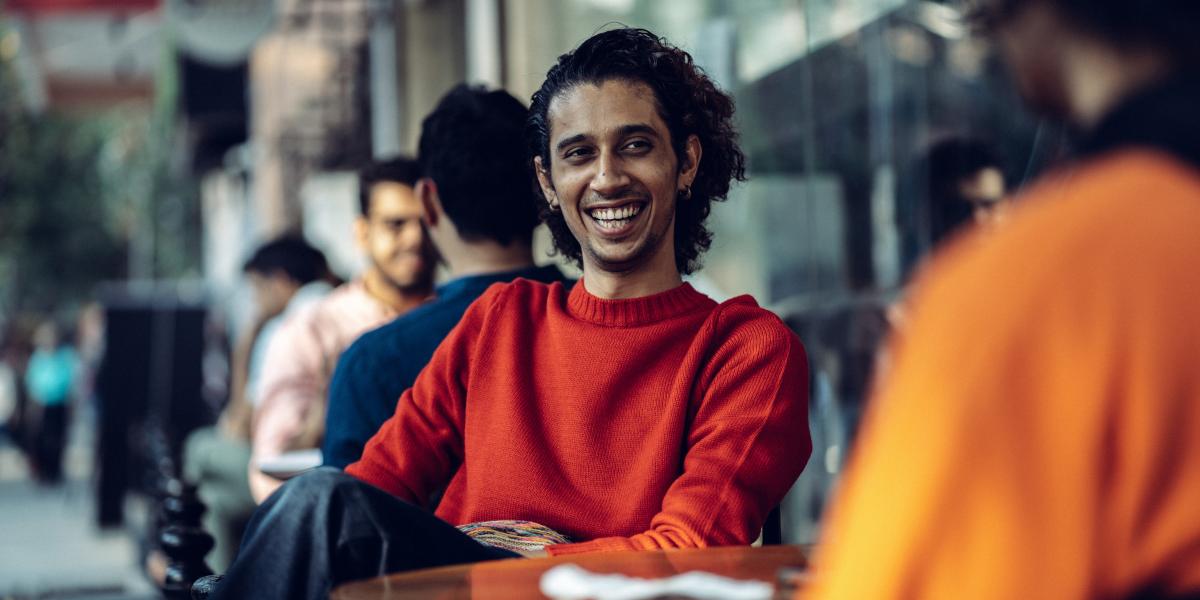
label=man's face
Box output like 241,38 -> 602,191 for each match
536,79 -> 697,275
960,166 -> 1009,227
989,1 -> 1071,119
357,181 -> 434,293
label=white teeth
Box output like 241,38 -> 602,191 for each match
589,204 -> 642,221
595,219 -> 629,231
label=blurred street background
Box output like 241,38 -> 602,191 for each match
0,0 -> 1056,597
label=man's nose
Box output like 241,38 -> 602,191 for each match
589,151 -> 631,197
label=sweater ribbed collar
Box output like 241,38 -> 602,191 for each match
566,280 -> 714,327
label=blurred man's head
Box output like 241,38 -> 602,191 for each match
416,85 -> 539,251
969,0 -> 1200,125
243,236 -> 331,316
925,137 -> 1008,246
527,27 -> 746,277
355,158 -> 435,296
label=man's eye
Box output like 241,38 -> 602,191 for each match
624,140 -> 652,152
564,147 -> 592,159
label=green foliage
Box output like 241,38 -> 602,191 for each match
0,23 -> 199,318
0,113 -> 114,316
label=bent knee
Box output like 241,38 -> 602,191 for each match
273,467 -> 357,505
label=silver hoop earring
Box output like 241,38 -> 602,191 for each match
679,185 -> 692,200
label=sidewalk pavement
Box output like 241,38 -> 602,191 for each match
0,434 -> 157,599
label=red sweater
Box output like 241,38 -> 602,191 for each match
346,279 -> 810,555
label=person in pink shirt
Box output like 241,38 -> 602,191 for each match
249,157 -> 434,502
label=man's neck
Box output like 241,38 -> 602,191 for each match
1063,41 -> 1171,130
441,239 -> 536,279
582,256 -> 683,300
362,270 -> 429,313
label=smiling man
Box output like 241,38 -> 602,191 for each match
210,28 -> 810,600
248,158 -> 435,503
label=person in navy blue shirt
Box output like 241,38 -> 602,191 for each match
323,85 -> 569,469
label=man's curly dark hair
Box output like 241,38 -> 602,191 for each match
527,27 -> 747,275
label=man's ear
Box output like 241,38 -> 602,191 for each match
415,178 -> 441,229
533,157 -> 558,209
678,134 -> 703,193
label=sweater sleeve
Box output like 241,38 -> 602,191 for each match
344,288 -> 497,504
252,308 -> 327,462
547,303 -> 812,555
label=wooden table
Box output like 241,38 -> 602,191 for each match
332,545 -> 807,600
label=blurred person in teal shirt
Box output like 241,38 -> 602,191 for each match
25,321 -> 77,484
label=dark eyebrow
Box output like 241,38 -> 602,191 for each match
554,123 -> 661,153
617,123 -> 658,138
555,134 -> 588,153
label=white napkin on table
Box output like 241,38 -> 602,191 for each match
539,563 -> 773,600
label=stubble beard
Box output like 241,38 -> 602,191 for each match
371,252 -> 434,296
583,217 -> 673,276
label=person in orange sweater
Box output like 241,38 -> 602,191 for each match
805,2 -> 1200,599
210,28 -> 810,600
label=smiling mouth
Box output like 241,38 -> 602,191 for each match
586,202 -> 645,233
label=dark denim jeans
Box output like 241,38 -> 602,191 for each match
211,467 -> 517,600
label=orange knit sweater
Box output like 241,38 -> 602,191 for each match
806,152 -> 1200,599
346,279 -> 810,555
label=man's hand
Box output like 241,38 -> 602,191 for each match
248,466 -> 286,504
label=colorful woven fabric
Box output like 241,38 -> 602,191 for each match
458,520 -> 572,553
